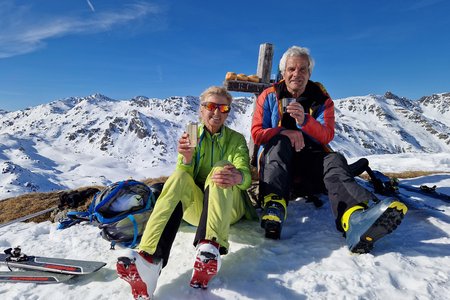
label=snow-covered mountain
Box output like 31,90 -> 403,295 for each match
331,92 -> 450,157
0,91 -> 449,199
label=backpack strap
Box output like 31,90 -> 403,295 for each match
119,214 -> 139,249
57,211 -> 91,230
94,181 -> 126,213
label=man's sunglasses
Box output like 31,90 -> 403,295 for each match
201,102 -> 231,113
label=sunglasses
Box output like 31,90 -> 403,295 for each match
201,102 -> 231,113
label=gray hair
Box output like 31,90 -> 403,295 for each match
279,46 -> 315,75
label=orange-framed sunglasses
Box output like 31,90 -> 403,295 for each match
201,102 -> 231,113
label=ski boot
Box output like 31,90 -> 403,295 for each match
260,193 -> 287,239
116,250 -> 162,300
342,198 -> 408,254
190,240 -> 221,289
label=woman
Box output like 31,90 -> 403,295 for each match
117,86 -> 254,300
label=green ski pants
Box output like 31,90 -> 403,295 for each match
138,162 -> 247,255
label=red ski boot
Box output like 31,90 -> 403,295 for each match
116,251 -> 162,300
189,240 -> 221,289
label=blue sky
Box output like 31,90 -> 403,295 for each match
1,0 -> 449,111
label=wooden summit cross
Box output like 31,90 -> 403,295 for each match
224,43 -> 275,167
224,43 -> 275,96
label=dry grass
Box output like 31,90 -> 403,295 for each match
0,186 -> 103,225
0,171 -> 447,227
0,177 -> 168,226
358,170 -> 449,181
142,176 -> 168,187
0,190 -> 62,224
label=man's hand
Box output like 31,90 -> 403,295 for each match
286,102 -> 305,125
178,132 -> 194,164
211,164 -> 243,188
280,130 -> 305,152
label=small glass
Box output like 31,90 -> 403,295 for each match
186,122 -> 198,147
282,98 -> 296,113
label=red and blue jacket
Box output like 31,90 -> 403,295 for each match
251,80 -> 335,157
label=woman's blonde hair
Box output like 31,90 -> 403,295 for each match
200,86 -> 233,104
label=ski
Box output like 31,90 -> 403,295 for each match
1,247 -> 106,275
391,192 -> 444,213
356,175 -> 444,213
366,169 -> 450,206
0,271 -> 74,283
0,206 -> 58,229
360,181 -> 444,212
398,184 -> 450,203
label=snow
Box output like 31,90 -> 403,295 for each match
1,153 -> 449,300
1,92 -> 449,299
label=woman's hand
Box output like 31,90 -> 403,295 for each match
211,164 -> 243,188
178,132 -> 194,164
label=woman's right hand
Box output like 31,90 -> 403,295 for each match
178,132 -> 194,164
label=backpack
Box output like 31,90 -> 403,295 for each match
90,179 -> 156,249
57,179 -> 157,249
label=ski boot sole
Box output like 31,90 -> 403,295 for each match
117,257 -> 150,300
190,258 -> 218,289
350,204 -> 406,254
263,220 -> 281,240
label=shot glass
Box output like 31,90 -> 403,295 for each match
186,122 -> 198,148
282,98 -> 296,113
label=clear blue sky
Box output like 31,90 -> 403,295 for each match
1,0 -> 449,111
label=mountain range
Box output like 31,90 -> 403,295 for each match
1,91 -> 449,199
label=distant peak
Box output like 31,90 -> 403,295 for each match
88,93 -> 113,101
384,91 -> 401,100
419,92 -> 450,99
131,96 -> 150,101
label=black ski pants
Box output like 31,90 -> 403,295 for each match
259,135 -> 376,231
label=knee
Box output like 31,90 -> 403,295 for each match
264,135 -> 292,156
171,169 -> 189,179
212,160 -> 231,169
207,161 -> 232,178
167,169 -> 194,185
324,153 -> 347,169
324,153 -> 353,184
271,134 -> 291,148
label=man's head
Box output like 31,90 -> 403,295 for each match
279,46 -> 314,97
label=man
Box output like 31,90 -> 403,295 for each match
251,45 -> 408,253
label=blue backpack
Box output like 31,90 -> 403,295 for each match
60,180 -> 157,249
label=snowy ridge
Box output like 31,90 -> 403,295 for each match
419,92 -> 450,126
0,91 -> 449,198
331,92 -> 450,157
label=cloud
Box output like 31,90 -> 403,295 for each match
86,0 -> 95,12
0,1 -> 165,58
